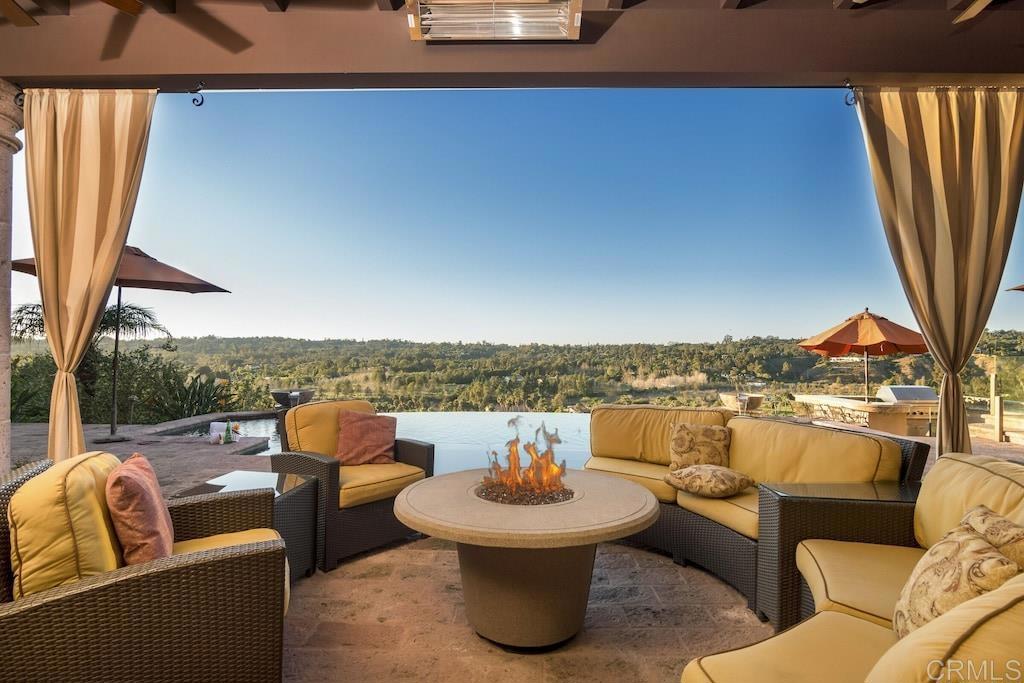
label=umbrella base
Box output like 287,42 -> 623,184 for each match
93,434 -> 131,444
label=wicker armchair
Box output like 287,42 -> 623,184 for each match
272,406 -> 435,571
0,460 -> 287,682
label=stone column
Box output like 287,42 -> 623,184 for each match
0,80 -> 25,473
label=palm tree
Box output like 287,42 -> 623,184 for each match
12,302 -> 169,343
12,303 -> 170,431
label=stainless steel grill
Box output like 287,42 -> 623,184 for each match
876,385 -> 939,403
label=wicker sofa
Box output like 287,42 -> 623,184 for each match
272,400 -> 435,571
0,457 -> 287,682
682,453 -> 1024,683
584,405 -> 929,614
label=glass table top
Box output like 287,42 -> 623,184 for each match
176,470 -> 311,498
759,481 -> 921,503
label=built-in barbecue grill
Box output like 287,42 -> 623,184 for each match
876,385 -> 939,403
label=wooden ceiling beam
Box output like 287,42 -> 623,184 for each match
0,0 -> 38,26
32,0 -> 68,15
720,0 -> 742,8
833,0 -> 858,8
145,0 -> 176,13
262,0 -> 288,10
100,0 -> 143,15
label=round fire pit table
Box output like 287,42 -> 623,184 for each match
394,468 -> 659,648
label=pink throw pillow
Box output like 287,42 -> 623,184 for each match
336,410 -> 397,465
105,454 -> 175,565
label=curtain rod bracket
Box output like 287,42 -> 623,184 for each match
843,79 -> 856,107
190,81 -> 205,107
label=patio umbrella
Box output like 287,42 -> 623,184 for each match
798,308 -> 928,402
13,246 -> 229,442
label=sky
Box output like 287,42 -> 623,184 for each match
9,88 -> 1024,345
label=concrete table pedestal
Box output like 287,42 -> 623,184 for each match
395,469 -> 659,649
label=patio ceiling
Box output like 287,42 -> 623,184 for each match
0,0 -> 1023,91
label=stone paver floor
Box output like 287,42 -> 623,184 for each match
284,538 -> 773,682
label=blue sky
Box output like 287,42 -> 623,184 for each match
10,88 -> 1024,344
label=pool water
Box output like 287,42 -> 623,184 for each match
203,412 -> 592,475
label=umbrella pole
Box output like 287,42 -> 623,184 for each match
111,286 -> 122,436
864,349 -> 869,403
95,287 -> 129,444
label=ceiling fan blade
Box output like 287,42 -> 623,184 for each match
100,0 -> 144,16
0,0 -> 38,26
953,0 -> 993,23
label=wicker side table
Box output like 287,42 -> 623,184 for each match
176,471 -> 318,582
756,481 -> 919,631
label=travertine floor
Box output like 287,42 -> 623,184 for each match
283,538 -> 773,682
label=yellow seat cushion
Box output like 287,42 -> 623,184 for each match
589,404 -> 734,466
866,573 -> 1024,683
681,611 -> 896,683
173,528 -> 289,614
583,456 -> 676,503
914,453 -> 1024,548
339,462 -> 425,509
727,417 -> 902,483
8,451 -> 123,598
285,399 -> 376,456
797,539 -> 926,627
171,528 -> 282,556
675,486 -> 760,539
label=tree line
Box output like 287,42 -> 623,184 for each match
12,305 -> 1023,423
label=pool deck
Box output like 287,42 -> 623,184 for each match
11,411 -> 277,495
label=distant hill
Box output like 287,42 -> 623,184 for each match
14,330 -> 1022,415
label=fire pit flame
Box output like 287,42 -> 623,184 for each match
478,419 -> 572,505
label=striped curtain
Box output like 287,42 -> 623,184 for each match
856,87 -> 1024,456
23,89 -> 157,461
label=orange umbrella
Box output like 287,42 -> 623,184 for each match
798,308 -> 928,402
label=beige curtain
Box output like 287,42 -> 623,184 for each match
23,89 -> 157,461
856,87 -> 1024,455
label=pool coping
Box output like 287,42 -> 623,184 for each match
146,410 -> 280,436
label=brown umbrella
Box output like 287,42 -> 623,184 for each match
13,246 -> 228,441
798,308 -> 928,402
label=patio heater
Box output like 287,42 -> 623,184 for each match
406,0 -> 583,41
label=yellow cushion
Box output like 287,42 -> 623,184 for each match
676,486 -> 760,539
866,573 -> 1024,683
914,453 -> 1024,548
589,404 -> 733,466
285,399 -> 376,456
796,539 -> 926,628
681,611 -> 896,683
173,528 -> 289,615
171,528 -> 282,555
584,456 -> 676,502
338,462 -> 425,509
727,417 -> 902,484
8,451 -> 123,599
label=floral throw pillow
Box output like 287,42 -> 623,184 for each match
960,505 -> 1024,567
664,464 -> 753,499
669,423 -> 731,470
892,523 -> 1020,638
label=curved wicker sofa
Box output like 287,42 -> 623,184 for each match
682,453 -> 1024,683
0,459 -> 287,682
583,405 -> 930,622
